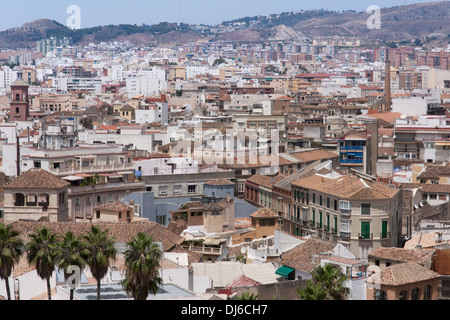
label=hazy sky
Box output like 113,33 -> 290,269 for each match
1,0 -> 443,30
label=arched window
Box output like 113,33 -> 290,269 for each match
26,194 -> 37,206
423,285 -> 432,300
375,290 -> 388,300
399,290 -> 407,300
15,93 -> 20,101
412,287 -> 420,300
38,194 -> 50,210
14,193 -> 25,207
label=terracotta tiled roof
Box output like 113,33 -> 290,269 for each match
290,149 -> 339,163
94,200 -> 132,212
227,275 -> 261,288
367,262 -> 440,286
246,173 -> 286,189
205,178 -> 234,186
417,163 -> 450,179
250,207 -> 276,218
404,232 -> 450,250
292,174 -> 398,200
399,183 -> 450,194
280,238 -> 338,273
4,168 -> 70,190
368,247 -> 435,268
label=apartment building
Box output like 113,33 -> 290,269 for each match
290,172 -> 402,260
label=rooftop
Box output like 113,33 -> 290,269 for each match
4,168 -> 70,190
366,262 -> 440,287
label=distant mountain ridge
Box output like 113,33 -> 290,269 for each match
0,1 -> 449,49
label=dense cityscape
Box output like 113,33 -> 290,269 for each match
0,1 -> 449,304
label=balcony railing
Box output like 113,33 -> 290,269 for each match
380,232 -> 390,239
340,159 -> 364,164
340,231 -> 351,238
359,233 -> 373,240
340,209 -> 351,215
49,163 -> 135,176
340,145 -> 364,151
182,245 -> 222,255
309,221 -> 315,229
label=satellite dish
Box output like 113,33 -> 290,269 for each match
400,114 -> 407,119
240,247 -> 247,254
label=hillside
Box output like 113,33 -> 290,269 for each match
0,1 -> 449,48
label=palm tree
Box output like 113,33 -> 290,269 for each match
297,263 -> 350,300
26,227 -> 60,301
84,225 -> 117,300
58,231 -> 89,300
122,232 -> 162,300
0,223 -> 24,300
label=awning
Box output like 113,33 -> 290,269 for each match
275,266 -> 295,278
62,175 -> 85,181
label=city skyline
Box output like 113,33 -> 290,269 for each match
0,0 -> 443,30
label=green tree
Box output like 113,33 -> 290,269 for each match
26,227 -> 60,301
58,231 -> 89,300
84,225 -> 117,300
122,233 -> 162,300
297,263 -> 350,300
0,223 -> 24,300
235,292 -> 259,300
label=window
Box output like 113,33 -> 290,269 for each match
319,195 -> 323,206
360,245 -> 370,259
429,194 -> 437,200
146,187 -> 153,192
423,285 -> 431,300
188,185 -> 196,193
312,193 -> 316,204
86,197 -> 91,205
159,186 -> 168,195
340,219 -> 350,232
412,287 -> 420,300
361,204 -> 371,215
34,161 -> 41,168
173,185 -> 182,194
334,200 -> 338,211
97,196 -> 102,203
399,290 -> 407,300
361,221 -> 371,239
327,198 -> 330,208
375,290 -> 387,300
75,198 -> 80,206
96,211 -> 101,219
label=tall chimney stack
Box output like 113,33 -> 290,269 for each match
384,49 -> 391,111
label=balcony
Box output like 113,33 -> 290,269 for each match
309,221 -> 315,229
50,163 -> 135,176
340,145 -> 364,151
340,159 -> 363,165
182,245 -> 222,256
340,231 -> 351,238
340,209 -> 351,216
380,232 -> 390,239
358,233 -> 373,240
